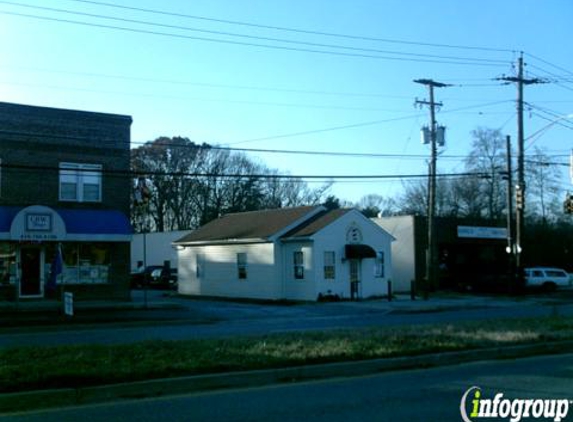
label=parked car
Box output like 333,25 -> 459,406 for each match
524,267 -> 571,292
131,266 -> 177,289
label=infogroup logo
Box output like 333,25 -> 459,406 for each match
460,386 -> 571,422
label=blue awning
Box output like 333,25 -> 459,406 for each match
0,206 -> 132,242
58,209 -> 132,241
0,206 -> 20,232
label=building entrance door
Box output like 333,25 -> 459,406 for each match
20,247 -> 43,298
349,259 -> 361,300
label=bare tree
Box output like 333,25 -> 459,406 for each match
448,176 -> 486,218
356,194 -> 398,217
463,128 -> 507,220
526,146 -> 563,223
130,137 -> 331,231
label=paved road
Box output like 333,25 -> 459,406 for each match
1,294 -> 572,348
0,305 -> 573,347
4,353 -> 573,421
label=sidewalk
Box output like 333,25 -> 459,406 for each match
327,292 -> 529,313
0,295 -> 188,328
0,290 -> 537,329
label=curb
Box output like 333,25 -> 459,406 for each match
2,340 -> 573,414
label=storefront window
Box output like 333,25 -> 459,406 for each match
54,243 -> 111,284
0,243 -> 16,285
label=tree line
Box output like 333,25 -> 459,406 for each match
131,137 -> 330,232
131,129 -> 566,232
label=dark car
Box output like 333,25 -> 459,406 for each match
131,266 -> 177,289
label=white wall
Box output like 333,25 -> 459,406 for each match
177,242 -> 281,300
281,241 -> 316,301
373,216 -> 415,292
313,210 -> 394,299
131,231 -> 190,271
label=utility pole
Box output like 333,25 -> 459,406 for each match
504,135 -> 515,293
497,54 -> 545,288
414,78 -> 450,299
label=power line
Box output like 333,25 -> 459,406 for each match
526,104 -> 573,130
227,114 -> 424,145
67,0 -> 514,54
230,100 -> 513,145
0,80 -> 413,112
527,64 -> 573,94
0,65 -> 413,99
0,162 -> 493,181
0,127 -> 458,161
525,53 -> 573,79
0,99 -> 514,156
0,9 -> 510,66
0,1 -> 510,66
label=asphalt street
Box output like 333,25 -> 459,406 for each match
1,291 -> 573,348
4,353 -> 573,421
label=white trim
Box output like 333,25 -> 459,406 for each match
59,162 -> 103,203
66,234 -> 132,242
176,238 -> 269,247
0,233 -> 130,242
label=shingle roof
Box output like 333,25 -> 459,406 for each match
283,208 -> 351,238
175,206 -> 320,243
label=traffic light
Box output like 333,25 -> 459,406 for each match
515,186 -> 524,210
565,194 -> 573,214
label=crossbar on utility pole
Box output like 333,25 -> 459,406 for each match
414,78 -> 450,300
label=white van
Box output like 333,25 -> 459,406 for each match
524,267 -> 571,291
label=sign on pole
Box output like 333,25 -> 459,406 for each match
64,292 -> 74,317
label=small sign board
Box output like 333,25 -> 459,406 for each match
457,226 -> 507,240
64,292 -> 74,317
26,213 -> 52,231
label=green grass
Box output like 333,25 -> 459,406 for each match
2,316 -> 573,393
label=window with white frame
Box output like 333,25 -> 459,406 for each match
294,251 -> 304,279
324,251 -> 335,280
59,163 -> 102,202
375,251 -> 385,278
237,253 -> 247,280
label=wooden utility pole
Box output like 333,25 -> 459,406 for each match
414,79 -> 450,299
504,135 -> 515,293
497,54 -> 544,286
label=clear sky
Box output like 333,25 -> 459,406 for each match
1,0 -> 572,203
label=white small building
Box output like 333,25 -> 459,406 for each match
373,215 -> 420,292
131,230 -> 191,271
174,206 -> 394,301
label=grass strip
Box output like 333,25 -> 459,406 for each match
2,315 -> 573,393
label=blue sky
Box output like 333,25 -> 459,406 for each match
1,0 -> 572,203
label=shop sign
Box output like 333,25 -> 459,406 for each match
26,213 -> 52,232
10,205 -> 66,241
457,226 -> 507,240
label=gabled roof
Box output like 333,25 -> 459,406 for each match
283,208 -> 351,238
175,206 -> 322,244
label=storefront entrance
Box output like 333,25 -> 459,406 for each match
349,259 -> 361,300
20,246 -> 43,298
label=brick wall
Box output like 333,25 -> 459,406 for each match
0,102 -> 132,214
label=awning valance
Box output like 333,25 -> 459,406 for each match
345,244 -> 376,259
0,206 -> 132,242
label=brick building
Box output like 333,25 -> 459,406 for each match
0,102 -> 133,300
